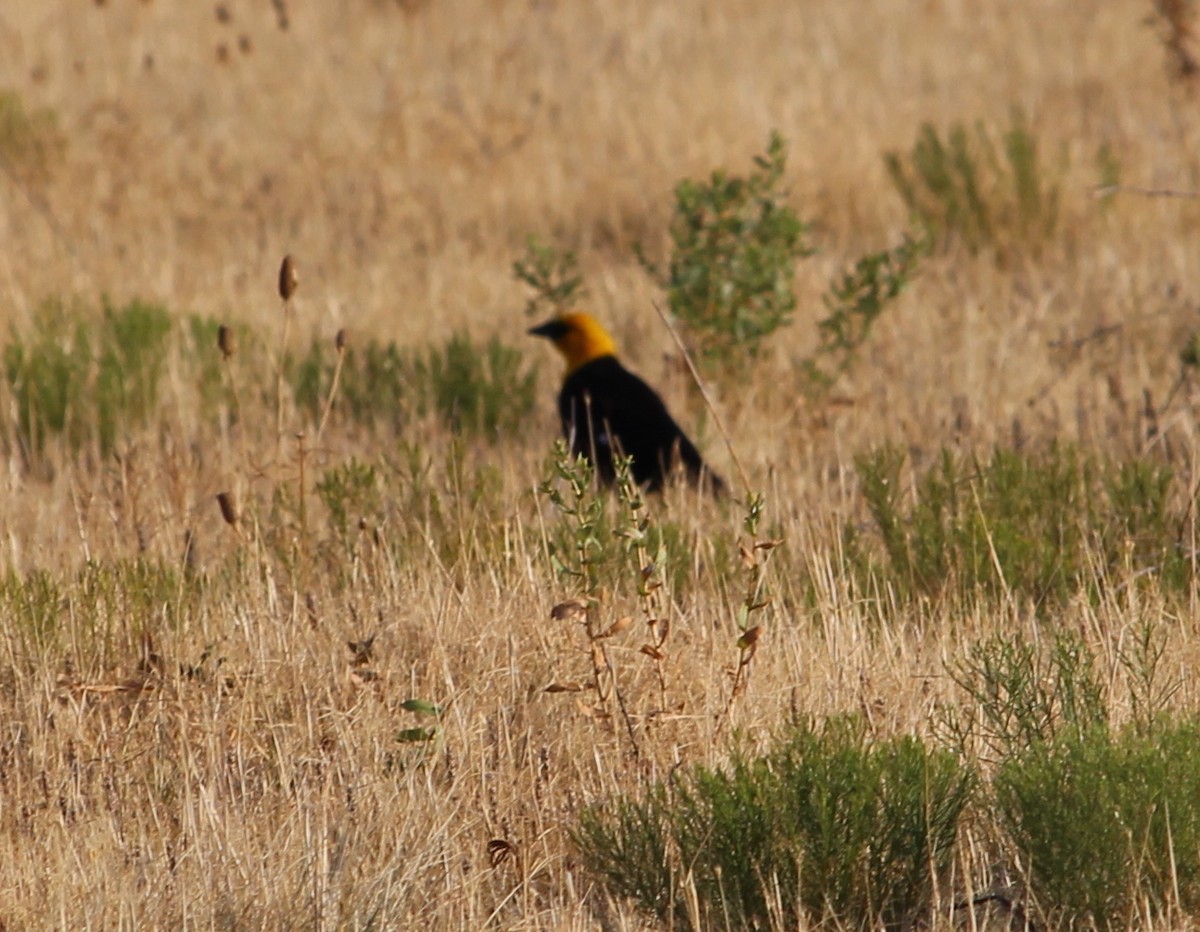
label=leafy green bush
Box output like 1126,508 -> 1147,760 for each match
996,718 -> 1200,929
846,444 -> 1193,608
639,131 -> 814,374
513,234 -> 587,318
289,331 -> 536,442
883,111 -> 1061,259
316,457 -> 381,543
575,717 -> 975,930
411,332 -> 537,438
3,298 -> 174,459
939,631 -> 1108,761
801,231 -> 930,393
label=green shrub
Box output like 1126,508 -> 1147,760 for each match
847,444 -> 1193,608
639,131 -> 814,375
289,331 -> 536,442
316,457 -> 382,543
575,717 -> 975,930
883,111 -> 1061,259
3,298 -> 174,459
939,631 -> 1108,761
801,231 -> 930,393
996,718 -> 1200,928
513,234 -> 587,318
410,332 -> 537,439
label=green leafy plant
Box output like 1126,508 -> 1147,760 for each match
410,332 -> 537,439
846,443 -> 1193,609
316,457 -> 382,544
883,111 -> 1061,259
575,716 -> 975,930
639,131 -> 815,375
3,298 -> 174,460
938,631 -> 1108,761
996,717 -> 1200,929
801,231 -> 930,393
289,331 -> 536,442
513,234 -> 587,318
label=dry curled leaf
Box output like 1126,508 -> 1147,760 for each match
600,616 -> 633,638
640,644 -> 665,661
487,839 -> 517,868
550,599 -> 587,622
738,625 -> 763,650
346,635 -> 375,666
544,682 -> 584,694
754,538 -> 784,552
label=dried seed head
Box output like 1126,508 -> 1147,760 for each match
214,4 -> 231,23
238,34 -> 253,55
216,491 -> 239,527
335,327 -> 347,351
278,254 -> 298,301
217,324 -> 235,358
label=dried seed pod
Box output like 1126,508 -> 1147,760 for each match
217,324 -> 235,358
216,491 -> 239,527
278,254 -> 298,301
335,327 -> 347,351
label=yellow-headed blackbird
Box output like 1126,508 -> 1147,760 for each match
529,312 -> 725,494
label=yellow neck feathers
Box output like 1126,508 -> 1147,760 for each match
529,312 -> 618,374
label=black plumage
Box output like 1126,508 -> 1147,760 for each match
530,313 -> 724,494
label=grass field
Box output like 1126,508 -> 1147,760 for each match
3,1 -> 1200,928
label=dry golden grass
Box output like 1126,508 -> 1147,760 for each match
2,0 -> 1200,927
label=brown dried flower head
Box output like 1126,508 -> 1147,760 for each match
216,491 -> 239,527
278,254 -> 298,301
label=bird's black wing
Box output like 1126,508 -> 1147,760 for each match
560,357 -> 723,493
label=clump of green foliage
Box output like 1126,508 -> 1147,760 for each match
884,111 -> 1061,260
996,718 -> 1200,929
316,457 -> 382,545
289,331 -> 537,442
3,298 -> 174,461
575,716 -> 975,930
936,625 -> 1200,928
801,231 -> 930,393
938,630 -> 1108,761
639,131 -> 814,375
513,234 -> 587,318
846,443 -> 1192,609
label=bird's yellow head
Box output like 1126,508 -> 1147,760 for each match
528,312 -> 618,374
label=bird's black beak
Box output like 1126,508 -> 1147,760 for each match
529,318 -> 569,341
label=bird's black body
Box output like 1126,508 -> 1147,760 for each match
558,355 -> 723,493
